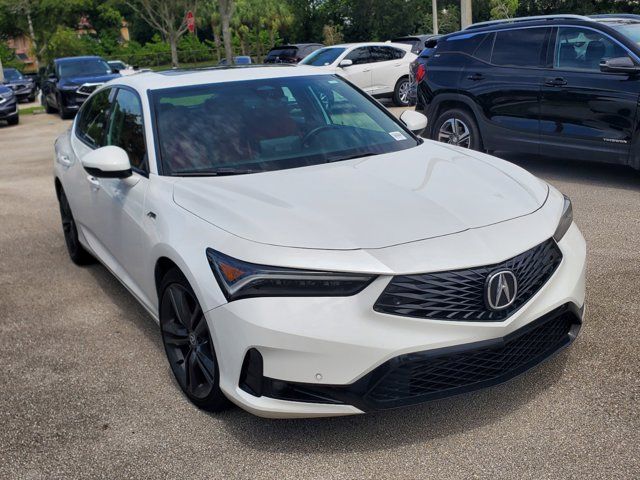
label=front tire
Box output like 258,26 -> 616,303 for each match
159,269 -> 230,412
58,95 -> 73,120
392,77 -> 411,107
7,114 -> 19,126
432,108 -> 482,151
57,188 -> 94,265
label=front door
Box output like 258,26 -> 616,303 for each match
338,47 -> 373,92
539,26 -> 639,164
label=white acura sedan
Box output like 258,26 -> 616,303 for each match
54,66 -> 586,418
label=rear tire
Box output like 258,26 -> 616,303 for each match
432,108 -> 482,151
44,95 -> 56,114
57,188 -> 94,265
159,269 -> 230,412
392,77 -> 411,107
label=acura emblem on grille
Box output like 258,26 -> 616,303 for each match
485,270 -> 518,311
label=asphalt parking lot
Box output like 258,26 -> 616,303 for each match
1,111 -> 639,479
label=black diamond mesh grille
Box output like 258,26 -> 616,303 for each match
366,311 -> 574,404
374,239 -> 562,321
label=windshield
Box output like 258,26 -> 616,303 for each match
300,48 -> 346,66
109,61 -> 126,70
151,75 -> 419,176
3,69 -> 23,81
609,22 -> 640,46
59,59 -> 112,78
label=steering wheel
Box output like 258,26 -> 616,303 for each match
301,124 -> 347,148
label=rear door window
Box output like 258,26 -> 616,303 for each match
491,28 -> 548,67
346,47 -> 372,65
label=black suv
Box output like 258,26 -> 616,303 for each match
264,44 -> 324,64
416,14 -> 640,171
41,56 -> 120,119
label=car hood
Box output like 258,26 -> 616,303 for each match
61,73 -> 120,86
172,142 -> 548,250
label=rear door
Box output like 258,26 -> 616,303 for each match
339,47 -> 374,92
539,26 -> 639,164
369,46 -> 409,95
458,27 -> 551,154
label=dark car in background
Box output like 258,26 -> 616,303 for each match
264,44 -> 324,64
416,14 -> 640,171
41,56 -> 120,119
2,68 -> 38,102
0,85 -> 19,125
391,34 -> 439,55
407,36 -> 440,104
217,56 -> 252,65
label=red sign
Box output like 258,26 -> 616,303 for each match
186,11 -> 195,33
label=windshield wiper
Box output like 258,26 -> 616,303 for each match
172,167 -> 259,177
326,152 -> 379,163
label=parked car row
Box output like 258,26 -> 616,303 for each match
412,14 -> 640,171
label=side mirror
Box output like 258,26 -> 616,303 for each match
111,68 -> 120,74
81,146 -> 132,178
600,56 -> 640,74
338,59 -> 353,68
400,110 -> 428,135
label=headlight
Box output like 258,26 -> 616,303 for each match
553,195 -> 573,242
60,84 -> 79,91
206,249 -> 376,301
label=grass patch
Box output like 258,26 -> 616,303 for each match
19,105 -> 45,115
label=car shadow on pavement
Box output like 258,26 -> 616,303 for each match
500,153 -> 640,190
79,215 -> 570,455
215,354 -> 568,453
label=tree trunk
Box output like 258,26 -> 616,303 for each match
212,28 -> 221,61
169,33 -> 179,68
0,58 -> 4,83
221,14 -> 233,65
26,10 -> 39,68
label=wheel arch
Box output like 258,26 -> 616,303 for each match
429,94 -> 484,139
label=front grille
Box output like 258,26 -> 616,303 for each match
77,84 -> 101,96
374,239 -> 562,321
366,309 -> 576,406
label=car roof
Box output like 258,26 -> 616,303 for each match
392,34 -> 434,42
327,42 -> 412,51
55,56 -> 106,63
269,44 -> 323,49
106,65 -> 335,92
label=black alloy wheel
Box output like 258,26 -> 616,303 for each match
57,188 -> 94,265
159,269 -> 229,412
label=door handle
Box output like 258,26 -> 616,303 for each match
363,69 -> 371,72
86,175 -> 100,190
544,77 -> 567,87
467,73 -> 484,81
56,154 -> 71,166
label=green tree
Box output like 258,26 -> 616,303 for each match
491,0 -> 519,19
127,0 -> 197,67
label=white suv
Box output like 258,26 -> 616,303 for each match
53,66 -> 585,418
300,42 -> 417,106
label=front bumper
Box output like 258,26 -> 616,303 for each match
9,85 -> 36,100
0,99 -> 18,119
207,224 -> 586,418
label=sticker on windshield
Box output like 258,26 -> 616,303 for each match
389,131 -> 407,141
328,80 -> 339,84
